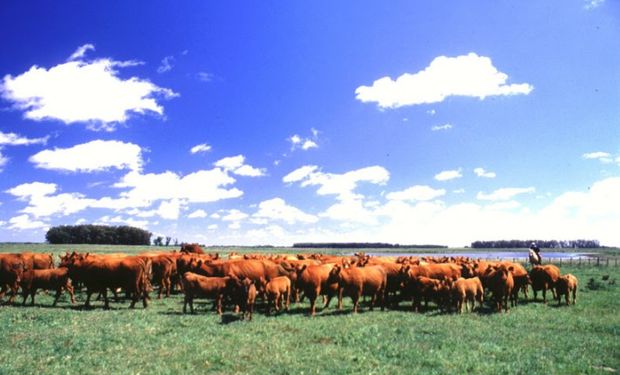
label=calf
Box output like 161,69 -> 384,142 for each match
20,268 -> 75,306
487,265 -> 514,313
294,264 -> 338,316
237,278 -> 257,321
259,276 -> 291,315
405,276 -> 447,312
555,274 -> 578,306
452,277 -> 484,313
181,272 -> 239,315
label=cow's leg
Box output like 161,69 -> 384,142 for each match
21,289 -> 28,306
369,293 -> 376,311
337,288 -> 344,311
542,287 -> 547,304
183,293 -> 189,314
53,288 -> 62,307
103,289 -> 110,310
572,288 -> 577,305
352,293 -> 360,313
323,291 -> 334,309
85,290 -> 93,308
309,292 -> 317,317
216,295 -> 223,316
66,284 -> 76,304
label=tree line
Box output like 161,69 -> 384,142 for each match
470,239 -> 601,249
46,225 -> 152,245
293,242 -> 448,249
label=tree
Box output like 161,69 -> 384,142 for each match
153,236 -> 164,246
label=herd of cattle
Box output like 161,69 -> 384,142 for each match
0,244 -> 579,320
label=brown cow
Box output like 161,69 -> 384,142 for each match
149,254 -> 176,298
328,264 -> 387,313
20,268 -> 75,306
294,263 -> 338,316
60,252 -> 150,309
0,253 -> 33,304
237,278 -> 257,321
181,272 -> 241,315
404,276 -> 447,312
259,276 -> 291,315
529,264 -> 560,303
486,265 -> 514,313
180,243 -> 205,254
192,259 -> 291,284
555,274 -> 578,306
452,277 -> 484,313
420,263 -> 461,281
22,252 -> 55,269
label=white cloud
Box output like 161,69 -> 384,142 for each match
288,129 -> 320,152
283,165 -> 319,184
7,182 -> 58,199
0,131 -> 49,146
253,198 -> 318,224
190,143 -> 212,154
156,199 -> 182,220
285,165 -> 390,201
1,45 -> 178,130
476,187 -> 535,201
188,209 -> 208,219
197,72 -> 214,82
474,167 -> 496,178
434,169 -> 462,181
582,151 -> 613,164
355,53 -> 533,108
320,197 -> 378,225
386,185 -> 446,201
585,0 -> 604,9
157,56 -> 174,73
96,215 -> 149,229
214,155 -> 265,177
68,44 -> 95,61
29,140 -> 143,172
8,214 -> 48,231
431,124 -> 453,131
222,209 -> 249,222
207,224 -> 218,230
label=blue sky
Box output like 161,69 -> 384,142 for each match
1,1 -> 619,246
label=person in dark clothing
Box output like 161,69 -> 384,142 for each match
529,242 -> 541,265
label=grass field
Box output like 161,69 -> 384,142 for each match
1,244 -> 619,374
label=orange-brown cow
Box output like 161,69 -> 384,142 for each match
529,264 -> 560,303
452,277 -> 484,313
486,265 -> 514,313
0,253 -> 33,304
193,259 -> 291,284
328,264 -> 387,313
294,263 -> 338,316
237,278 -> 257,321
20,268 -> 75,306
22,252 -> 55,270
60,252 -> 151,309
404,276 -> 449,312
181,272 -> 240,315
555,274 -> 578,306
180,243 -> 205,254
259,276 -> 291,315
419,263 -> 461,281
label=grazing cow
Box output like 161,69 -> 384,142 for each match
181,272 -> 241,315
529,265 -> 561,303
294,264 -> 338,316
328,264 -> 387,313
237,278 -> 257,321
20,268 -> 75,306
60,252 -> 151,309
180,243 -> 205,254
259,276 -> 291,315
0,253 -> 33,304
452,277 -> 484,313
486,265 -> 514,313
555,274 -> 578,306
404,276 -> 449,312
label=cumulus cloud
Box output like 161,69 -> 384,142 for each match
68,44 -> 95,61
1,44 -> 178,130
582,151 -> 613,164
474,167 -> 496,178
386,185 -> 446,201
476,187 -> 535,201
29,140 -> 143,172
355,53 -> 533,108
431,124 -> 453,131
253,198 -> 318,224
190,143 -> 212,154
214,155 -> 265,177
288,128 -> 320,151
0,131 -> 49,146
585,0 -> 604,9
283,165 -> 389,200
96,215 -> 149,229
188,209 -> 208,219
434,169 -> 462,181
8,214 -> 48,231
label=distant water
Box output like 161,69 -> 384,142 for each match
362,252 -> 593,260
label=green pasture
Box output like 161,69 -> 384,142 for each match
0,244 -> 618,374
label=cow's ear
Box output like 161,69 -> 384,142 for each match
508,266 -> 514,272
